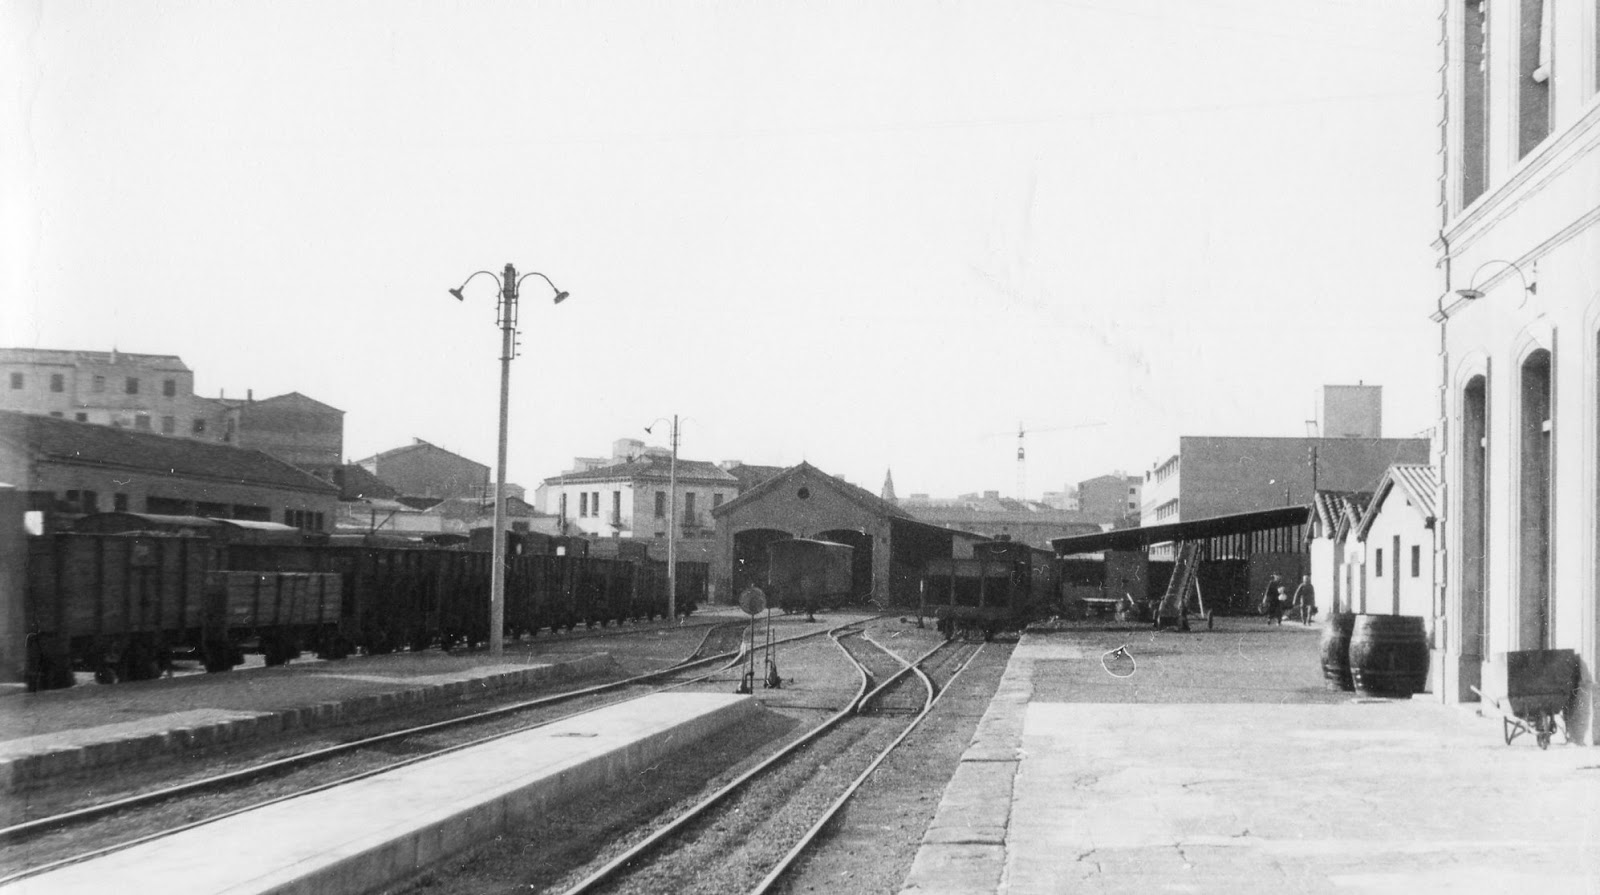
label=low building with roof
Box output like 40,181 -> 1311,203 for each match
711,462 -> 984,607
1351,465 -> 1438,626
1306,489 -> 1374,615
0,410 -> 339,530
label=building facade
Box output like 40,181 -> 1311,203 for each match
1432,0 -> 1599,742
1142,436 -> 1432,527
229,392 -> 344,472
0,348 -> 233,441
540,439 -> 740,542
1077,472 -> 1141,524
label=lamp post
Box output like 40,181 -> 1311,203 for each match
645,415 -> 680,620
450,263 -> 569,656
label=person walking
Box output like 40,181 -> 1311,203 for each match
1292,575 -> 1317,625
1260,575 -> 1282,625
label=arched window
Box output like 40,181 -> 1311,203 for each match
1518,349 -> 1552,648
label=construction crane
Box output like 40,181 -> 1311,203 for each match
996,420 -> 1107,501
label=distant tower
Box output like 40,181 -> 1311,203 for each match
1321,384 -> 1383,438
881,469 -> 897,503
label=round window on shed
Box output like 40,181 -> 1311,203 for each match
797,487 -> 811,500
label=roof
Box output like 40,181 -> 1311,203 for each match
357,439 -> 486,469
711,461 -> 914,520
0,347 -> 190,371
543,453 -> 739,486
1050,505 -> 1311,555
1355,464 -> 1439,540
0,411 -> 338,494
724,463 -> 787,492
1309,490 -> 1372,541
239,391 -> 345,415
330,464 -> 400,501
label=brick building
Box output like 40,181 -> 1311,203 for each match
0,348 -> 232,441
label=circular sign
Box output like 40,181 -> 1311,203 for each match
738,586 -> 767,616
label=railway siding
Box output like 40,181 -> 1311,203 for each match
0,653 -> 611,792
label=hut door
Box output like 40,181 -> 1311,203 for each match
1392,535 -> 1401,615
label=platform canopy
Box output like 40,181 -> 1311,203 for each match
1049,505 -> 1311,556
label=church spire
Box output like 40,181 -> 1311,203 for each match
881,468 -> 897,503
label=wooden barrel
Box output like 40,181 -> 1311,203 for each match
1349,614 -> 1429,697
1319,613 -> 1355,691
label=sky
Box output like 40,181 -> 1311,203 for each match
2,0 -> 1446,501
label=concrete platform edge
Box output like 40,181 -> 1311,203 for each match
899,637 -> 1033,895
0,653 -> 612,792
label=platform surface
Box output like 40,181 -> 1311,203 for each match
4,691 -> 753,895
903,619 -> 1600,895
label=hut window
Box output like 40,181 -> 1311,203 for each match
1411,545 -> 1421,578
1375,548 -> 1384,577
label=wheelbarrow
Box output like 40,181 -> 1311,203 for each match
1472,648 -> 1578,750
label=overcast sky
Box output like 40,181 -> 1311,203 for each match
3,0 -> 1443,500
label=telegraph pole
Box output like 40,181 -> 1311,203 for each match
668,414 -> 679,621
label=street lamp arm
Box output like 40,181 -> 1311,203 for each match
449,270 -> 505,301
515,270 -> 569,303
1458,259 -> 1536,300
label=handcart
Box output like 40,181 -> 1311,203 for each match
1470,685 -> 1565,749
1470,648 -> 1578,750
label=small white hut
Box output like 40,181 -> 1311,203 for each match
1352,465 -> 1439,624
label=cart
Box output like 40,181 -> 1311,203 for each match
1470,685 -> 1565,749
1471,648 -> 1578,750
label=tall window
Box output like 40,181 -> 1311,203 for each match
684,492 -> 697,522
1463,0 -> 1490,205
655,491 -> 666,517
163,379 -> 176,397
1375,549 -> 1385,577
1411,545 -> 1422,578
612,491 -> 621,522
8,373 -> 20,389
580,492 -> 589,517
713,493 -> 724,509
1518,0 -> 1551,157
50,373 -> 63,392
559,493 -> 568,521
125,377 -> 139,395
1463,374 -> 1490,657
92,374 -> 105,393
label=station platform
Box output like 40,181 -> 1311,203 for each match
3,691 -> 754,895
0,649 -> 613,792
902,619 -> 1600,894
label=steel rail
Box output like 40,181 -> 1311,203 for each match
749,639 -> 985,895
555,628 -> 876,895
0,617 -> 864,880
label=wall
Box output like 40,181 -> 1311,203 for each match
1360,503 -> 1436,627
25,456 -> 338,528
237,399 -> 343,469
367,446 -> 489,499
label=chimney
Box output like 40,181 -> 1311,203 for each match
247,389 -> 253,402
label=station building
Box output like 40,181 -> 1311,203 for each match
1431,0 -> 1600,742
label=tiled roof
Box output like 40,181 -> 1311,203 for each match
0,410 -> 337,493
0,347 -> 190,371
330,464 -> 400,501
1355,464 -> 1439,540
543,454 -> 738,486
244,391 -> 345,414
358,438 -> 484,467
1310,490 -> 1372,538
711,461 -> 914,520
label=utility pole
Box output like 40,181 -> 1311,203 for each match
488,263 -> 517,657
668,414 -> 679,621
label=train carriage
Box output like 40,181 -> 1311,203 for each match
767,538 -> 854,617
919,539 -> 1060,640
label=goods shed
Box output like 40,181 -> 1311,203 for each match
710,462 -> 971,607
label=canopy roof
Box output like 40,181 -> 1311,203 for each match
1050,505 -> 1310,555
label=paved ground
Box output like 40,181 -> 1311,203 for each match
904,617 -> 1600,895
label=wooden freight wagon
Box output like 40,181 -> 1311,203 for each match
767,539 -> 854,617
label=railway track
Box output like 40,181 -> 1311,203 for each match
0,617 -> 867,884
552,626 -> 983,895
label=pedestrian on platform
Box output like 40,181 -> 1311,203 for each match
1292,575 -> 1317,625
1260,574 -> 1282,624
